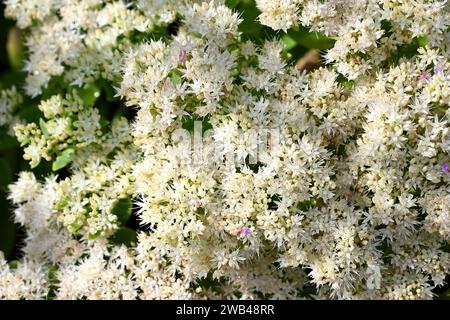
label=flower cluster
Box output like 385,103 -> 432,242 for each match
5,0 -> 149,96
13,90 -> 135,238
257,0 -> 449,79
0,86 -> 23,136
0,0 -> 449,300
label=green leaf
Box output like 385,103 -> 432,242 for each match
109,227 -> 137,246
31,158 -> 53,180
238,19 -> 263,35
337,74 -> 355,89
196,207 -> 205,215
170,70 -> 183,86
380,20 -> 393,37
8,260 -> 19,269
281,35 -> 298,51
0,71 -> 26,90
0,134 -> 19,152
0,193 -> 16,259
0,158 -> 13,190
386,36 -> 428,65
440,243 -> 450,253
55,195 -> 70,210
18,104 -> 42,123
74,84 -> 101,107
129,26 -> 170,44
437,288 -> 450,300
181,115 -> 212,134
96,78 -> 116,102
285,27 -> 335,50
46,264 -> 59,299
297,199 -> 312,212
88,230 -> 102,240
6,28 -> 24,71
156,199 -> 169,206
100,119 -> 110,127
112,197 -> 132,225
416,36 -> 428,47
42,76 -> 66,99
52,148 -> 75,171
69,217 -> 85,233
225,0 -> 240,8
39,118 -> 50,139
285,45 -> 309,64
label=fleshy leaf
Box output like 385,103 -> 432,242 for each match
52,148 -> 75,171
39,118 -> 49,139
112,196 -> 132,225
109,227 -> 137,246
75,84 -> 101,107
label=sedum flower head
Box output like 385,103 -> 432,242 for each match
0,0 -> 449,300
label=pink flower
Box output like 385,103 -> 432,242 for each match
179,49 -> 187,63
434,65 -> 442,74
240,227 -> 251,237
418,71 -> 432,82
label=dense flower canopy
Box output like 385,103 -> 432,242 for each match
0,0 -> 449,300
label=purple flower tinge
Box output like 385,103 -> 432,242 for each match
434,65 -> 442,74
442,163 -> 450,173
179,49 -> 187,63
419,71 -> 432,82
240,227 -> 251,237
